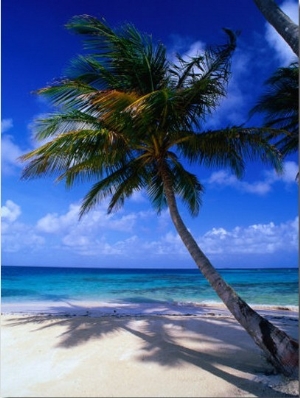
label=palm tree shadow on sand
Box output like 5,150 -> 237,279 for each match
4,302 -> 298,398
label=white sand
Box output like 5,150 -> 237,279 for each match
1,304 -> 298,397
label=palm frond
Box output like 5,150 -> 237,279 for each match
146,173 -> 167,214
20,124 -> 129,185
66,55 -> 120,90
79,156 -> 150,216
168,30 -> 238,128
32,111 -> 103,140
177,126 -> 284,178
170,160 -> 203,216
66,15 -> 168,94
36,79 -> 95,110
250,62 -> 298,155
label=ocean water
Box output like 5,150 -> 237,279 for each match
1,266 -> 298,310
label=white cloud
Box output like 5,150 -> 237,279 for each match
168,35 -> 205,63
199,217 -> 298,254
108,213 -> 137,231
129,190 -> 147,203
1,200 -> 21,222
141,231 -> 186,256
1,133 -> 24,175
1,197 -> 298,262
36,204 -> 80,233
1,118 -> 13,133
34,201 -> 152,258
264,160 -> 299,183
36,201 -> 141,235
62,233 -> 92,249
207,169 -> 272,194
281,161 -> 299,182
1,115 -> 55,176
1,200 -> 45,253
264,0 -> 298,65
167,36 -> 207,88
184,40 -> 206,59
2,227 -> 45,253
1,198 -> 177,259
201,46 -> 258,129
1,118 -> 32,175
36,213 -> 65,233
206,161 -> 298,194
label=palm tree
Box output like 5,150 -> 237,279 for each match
250,62 -> 299,157
253,0 -> 299,56
20,15 -> 298,377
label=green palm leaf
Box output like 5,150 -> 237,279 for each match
250,62 -> 299,156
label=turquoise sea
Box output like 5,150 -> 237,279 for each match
1,266 -> 298,311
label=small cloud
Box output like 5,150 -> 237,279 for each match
168,36 -> 206,67
62,233 -> 91,248
202,47 -> 255,129
184,40 -> 206,59
1,119 -> 27,175
199,217 -> 298,254
35,201 -> 141,257
36,203 -> 80,233
206,169 -> 272,194
280,161 -> 299,182
1,118 -> 13,133
36,213 -> 63,233
1,134 -> 24,175
129,190 -> 147,203
206,161 -> 298,194
1,200 -> 21,222
264,161 -> 299,184
1,200 -> 45,253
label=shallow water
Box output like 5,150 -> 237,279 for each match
2,266 -> 298,308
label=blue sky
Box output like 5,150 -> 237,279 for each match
1,0 -> 298,269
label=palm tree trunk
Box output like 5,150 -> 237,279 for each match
253,0 -> 299,56
161,169 -> 298,377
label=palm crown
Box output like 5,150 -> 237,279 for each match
21,15 -> 282,218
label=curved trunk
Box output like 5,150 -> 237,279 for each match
161,170 -> 298,378
253,0 -> 299,56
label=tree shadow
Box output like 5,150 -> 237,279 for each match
4,303 -> 298,397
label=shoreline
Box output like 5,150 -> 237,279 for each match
2,299 -> 298,316
2,301 -> 298,346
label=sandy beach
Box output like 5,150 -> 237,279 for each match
1,303 -> 298,397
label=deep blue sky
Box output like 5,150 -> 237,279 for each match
1,0 -> 298,268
